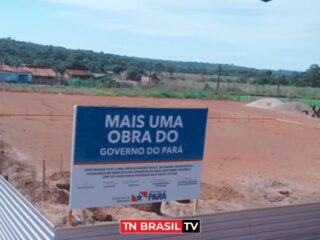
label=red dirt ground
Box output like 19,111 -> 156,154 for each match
1,91 -> 320,214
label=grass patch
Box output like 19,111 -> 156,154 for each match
1,82 -> 320,107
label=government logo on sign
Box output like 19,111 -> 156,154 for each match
131,191 -> 167,202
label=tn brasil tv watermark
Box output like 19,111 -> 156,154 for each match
120,219 -> 201,234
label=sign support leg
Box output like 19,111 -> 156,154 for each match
67,210 -> 73,226
42,159 -> 46,186
193,199 -> 199,215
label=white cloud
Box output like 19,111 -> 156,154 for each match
42,0 -> 320,69
46,0 -> 320,43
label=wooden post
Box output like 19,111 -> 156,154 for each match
60,153 -> 63,177
31,166 -> 36,206
67,210 -> 73,226
0,142 -> 4,175
42,160 -> 46,186
193,200 -> 199,215
50,111 -> 53,121
25,110 -> 29,120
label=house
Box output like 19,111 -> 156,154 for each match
140,75 -> 159,87
0,65 -> 32,83
21,66 -> 63,85
0,71 -> 32,83
63,68 -> 92,80
0,65 -> 63,85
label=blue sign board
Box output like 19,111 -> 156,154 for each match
72,106 -> 208,164
70,106 -> 208,209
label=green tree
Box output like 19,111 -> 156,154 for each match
154,63 -> 165,75
112,65 -> 125,74
166,64 -> 176,76
126,67 -> 142,81
305,64 -> 320,87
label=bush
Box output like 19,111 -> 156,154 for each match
67,77 -> 111,88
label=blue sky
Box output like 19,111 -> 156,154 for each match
0,0 -> 319,71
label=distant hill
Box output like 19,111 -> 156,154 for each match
0,38 -> 298,75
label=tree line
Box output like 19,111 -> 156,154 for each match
0,38 -> 319,87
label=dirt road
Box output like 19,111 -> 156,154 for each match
1,91 -> 320,220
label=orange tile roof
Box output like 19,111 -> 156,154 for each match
65,68 -> 91,76
0,65 -> 59,78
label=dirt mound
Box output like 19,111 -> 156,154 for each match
36,188 -> 69,204
246,98 -> 283,109
201,182 -> 244,201
247,98 -> 312,115
272,101 -> 312,114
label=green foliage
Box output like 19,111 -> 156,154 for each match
154,63 -> 165,74
166,64 -> 176,75
1,38 -> 319,90
0,38 -> 181,74
1,82 -> 320,109
112,65 -> 125,74
0,38 -> 297,78
305,64 -> 320,87
126,67 -> 143,81
67,78 -> 111,88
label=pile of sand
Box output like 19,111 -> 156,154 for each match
246,98 -> 283,109
247,98 -> 312,115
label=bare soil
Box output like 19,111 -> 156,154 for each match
1,91 -> 320,226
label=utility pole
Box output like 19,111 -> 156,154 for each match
277,70 -> 281,96
216,64 -> 222,95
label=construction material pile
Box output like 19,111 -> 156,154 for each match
247,98 -> 312,115
246,98 -> 283,109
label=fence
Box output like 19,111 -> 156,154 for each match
2,175 -> 320,239
0,111 -> 276,122
54,203 -> 320,240
0,175 -> 54,240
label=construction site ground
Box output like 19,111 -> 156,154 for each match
1,91 -> 320,226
